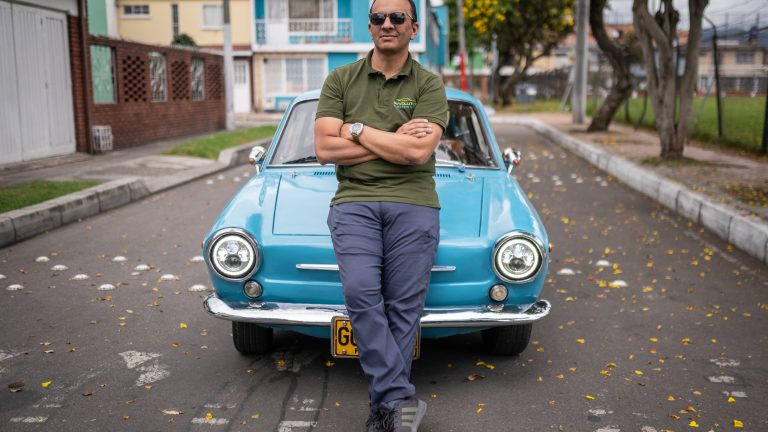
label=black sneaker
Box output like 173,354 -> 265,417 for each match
387,398 -> 427,432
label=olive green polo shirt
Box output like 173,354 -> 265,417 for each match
316,51 -> 448,208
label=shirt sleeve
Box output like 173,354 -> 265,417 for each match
315,70 -> 344,121
413,73 -> 448,130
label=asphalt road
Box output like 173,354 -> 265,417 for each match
1,124 -> 767,432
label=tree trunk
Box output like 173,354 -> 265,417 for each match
587,0 -> 634,132
633,0 -> 708,159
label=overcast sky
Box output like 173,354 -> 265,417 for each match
431,0 -> 767,30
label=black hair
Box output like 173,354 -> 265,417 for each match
369,0 -> 418,22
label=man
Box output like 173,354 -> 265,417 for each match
314,0 -> 448,430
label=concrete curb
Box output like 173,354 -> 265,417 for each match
493,117 -> 768,266
0,137 -> 271,248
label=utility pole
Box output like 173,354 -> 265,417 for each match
223,0 -> 235,130
457,0 -> 468,91
489,33 -> 498,103
572,0 -> 589,124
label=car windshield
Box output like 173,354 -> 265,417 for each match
270,99 -> 498,168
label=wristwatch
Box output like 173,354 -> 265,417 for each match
349,122 -> 364,142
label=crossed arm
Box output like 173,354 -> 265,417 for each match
314,117 -> 443,166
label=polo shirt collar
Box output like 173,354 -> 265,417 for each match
364,50 -> 413,78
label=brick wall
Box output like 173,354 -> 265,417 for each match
89,37 -> 225,149
67,15 -> 89,153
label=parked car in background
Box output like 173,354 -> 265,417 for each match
202,88 -> 551,358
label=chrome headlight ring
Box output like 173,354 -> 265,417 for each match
206,228 -> 260,281
492,231 -> 546,283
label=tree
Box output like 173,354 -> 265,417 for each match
632,0 -> 708,158
452,0 -> 575,106
172,33 -> 198,48
588,0 -> 642,131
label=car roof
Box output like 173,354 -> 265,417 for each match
293,87 -> 481,105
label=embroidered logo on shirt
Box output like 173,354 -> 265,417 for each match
393,97 -> 417,109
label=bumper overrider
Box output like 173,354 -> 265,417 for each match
203,294 -> 551,328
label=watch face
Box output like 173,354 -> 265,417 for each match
351,123 -> 363,136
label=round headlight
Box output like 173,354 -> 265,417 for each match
493,233 -> 543,282
208,231 -> 259,279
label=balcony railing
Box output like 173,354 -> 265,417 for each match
255,18 -> 353,45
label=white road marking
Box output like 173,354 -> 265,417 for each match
6,284 -> 24,291
119,351 -> 161,369
595,260 -> 611,267
9,417 -> 48,423
191,418 -> 229,425
135,362 -> 170,386
71,274 -> 90,281
51,265 -> 68,271
588,409 -> 613,416
112,256 -> 127,263
723,390 -> 747,398
134,264 -> 151,271
204,403 -> 237,409
609,280 -> 628,288
0,350 -> 18,363
708,375 -> 735,384
594,427 -> 620,432
278,421 -> 318,431
35,256 -> 50,263
190,256 -> 204,263
159,274 -> 178,281
98,284 -> 116,291
557,268 -> 576,276
641,427 -> 658,432
188,284 -> 208,292
710,358 -> 740,367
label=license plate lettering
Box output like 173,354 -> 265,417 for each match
332,317 -> 419,359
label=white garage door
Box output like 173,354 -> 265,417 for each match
0,1 -> 76,165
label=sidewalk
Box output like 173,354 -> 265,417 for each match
492,112 -> 768,265
0,128 -> 273,248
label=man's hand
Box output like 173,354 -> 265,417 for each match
395,119 -> 434,138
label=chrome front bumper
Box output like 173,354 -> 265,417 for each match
203,294 -> 551,328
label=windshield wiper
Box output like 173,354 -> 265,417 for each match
283,156 -> 318,164
435,158 -> 466,172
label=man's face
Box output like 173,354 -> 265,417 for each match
368,0 -> 418,54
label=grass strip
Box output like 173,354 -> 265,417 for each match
0,180 -> 101,213
163,125 -> 277,159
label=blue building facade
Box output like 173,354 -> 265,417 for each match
252,0 -> 447,111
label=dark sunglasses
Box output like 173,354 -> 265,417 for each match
369,11 -> 414,26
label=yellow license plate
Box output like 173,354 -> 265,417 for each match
331,317 -> 420,359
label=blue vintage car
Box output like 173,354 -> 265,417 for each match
203,88 -> 551,358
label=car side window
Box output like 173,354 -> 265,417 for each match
436,102 -> 497,168
271,101 -> 319,165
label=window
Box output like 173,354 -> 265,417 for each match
266,57 -> 325,94
149,52 -> 167,102
123,4 -> 149,16
736,52 -> 755,64
90,45 -> 116,104
192,58 -> 205,101
172,4 -> 179,36
288,0 -> 332,19
203,5 -> 223,28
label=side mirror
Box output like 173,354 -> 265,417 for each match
503,148 -> 522,174
248,146 -> 266,174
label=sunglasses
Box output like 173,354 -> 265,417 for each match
369,11 -> 414,26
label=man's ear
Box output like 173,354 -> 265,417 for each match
410,22 -> 419,40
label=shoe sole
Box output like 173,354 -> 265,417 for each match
411,400 -> 427,431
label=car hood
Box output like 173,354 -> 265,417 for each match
272,169 -> 484,237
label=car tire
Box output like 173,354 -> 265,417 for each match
232,321 -> 273,355
481,323 -> 532,356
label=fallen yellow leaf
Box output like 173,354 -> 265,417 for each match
728,396 -> 736,403
179,323 -> 187,329
649,338 -> 658,343
325,361 -> 335,367
667,395 -> 675,401
734,420 -> 743,428
689,420 -> 699,427
584,395 -> 595,400
41,381 -> 52,388
634,370 -> 644,376
206,413 -> 213,421
576,339 -> 585,344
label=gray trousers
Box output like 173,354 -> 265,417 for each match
327,202 -> 439,411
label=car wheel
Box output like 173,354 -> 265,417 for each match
232,321 -> 273,354
482,323 -> 532,356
